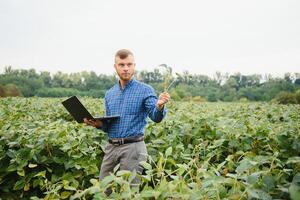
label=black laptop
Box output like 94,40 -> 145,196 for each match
62,96 -> 120,123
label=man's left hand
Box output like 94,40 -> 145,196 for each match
157,92 -> 170,110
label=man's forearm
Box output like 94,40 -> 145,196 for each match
149,105 -> 166,123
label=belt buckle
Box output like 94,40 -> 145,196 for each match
120,138 -> 124,145
111,138 -> 124,145
110,139 -> 118,145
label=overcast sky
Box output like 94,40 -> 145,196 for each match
0,0 -> 299,77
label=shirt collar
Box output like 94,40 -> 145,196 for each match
118,78 -> 135,90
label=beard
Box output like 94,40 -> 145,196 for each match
118,71 -> 133,81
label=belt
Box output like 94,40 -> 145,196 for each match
108,136 -> 144,145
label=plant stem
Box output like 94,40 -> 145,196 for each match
165,78 -> 177,93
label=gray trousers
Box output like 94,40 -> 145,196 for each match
99,141 -> 148,185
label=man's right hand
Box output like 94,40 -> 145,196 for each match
83,118 -> 103,128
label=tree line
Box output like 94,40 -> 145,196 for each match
0,66 -> 299,103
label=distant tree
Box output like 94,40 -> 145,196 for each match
284,73 -> 293,83
4,66 -> 13,74
213,71 -> 223,86
174,84 -> 192,99
246,74 -> 261,87
0,67 -> 299,101
275,91 -> 298,104
0,84 -> 6,97
52,71 -> 69,88
294,73 -> 300,85
40,71 -> 52,87
2,84 -> 22,97
224,76 -> 239,91
295,89 -> 300,103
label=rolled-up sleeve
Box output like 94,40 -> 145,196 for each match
144,87 -> 167,123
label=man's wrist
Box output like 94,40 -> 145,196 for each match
96,124 -> 103,129
156,104 -> 164,111
95,121 -> 103,129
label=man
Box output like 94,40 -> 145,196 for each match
84,49 -> 170,186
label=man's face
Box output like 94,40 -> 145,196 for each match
114,55 -> 136,82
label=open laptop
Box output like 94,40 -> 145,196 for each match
62,96 -> 120,123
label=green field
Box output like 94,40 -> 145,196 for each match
0,97 -> 299,199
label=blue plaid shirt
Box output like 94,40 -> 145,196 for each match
101,79 -> 167,139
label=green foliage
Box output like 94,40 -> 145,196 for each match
0,98 -> 299,199
295,89 -> 300,103
0,84 -> 4,97
190,96 -> 207,102
239,97 -> 249,103
0,67 -> 116,97
35,88 -> 105,98
289,173 -> 300,200
275,91 -> 299,104
36,87 -> 82,97
159,64 -> 180,92
0,97 -> 106,199
0,84 -> 22,97
1,67 -> 300,101
173,84 -> 193,99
